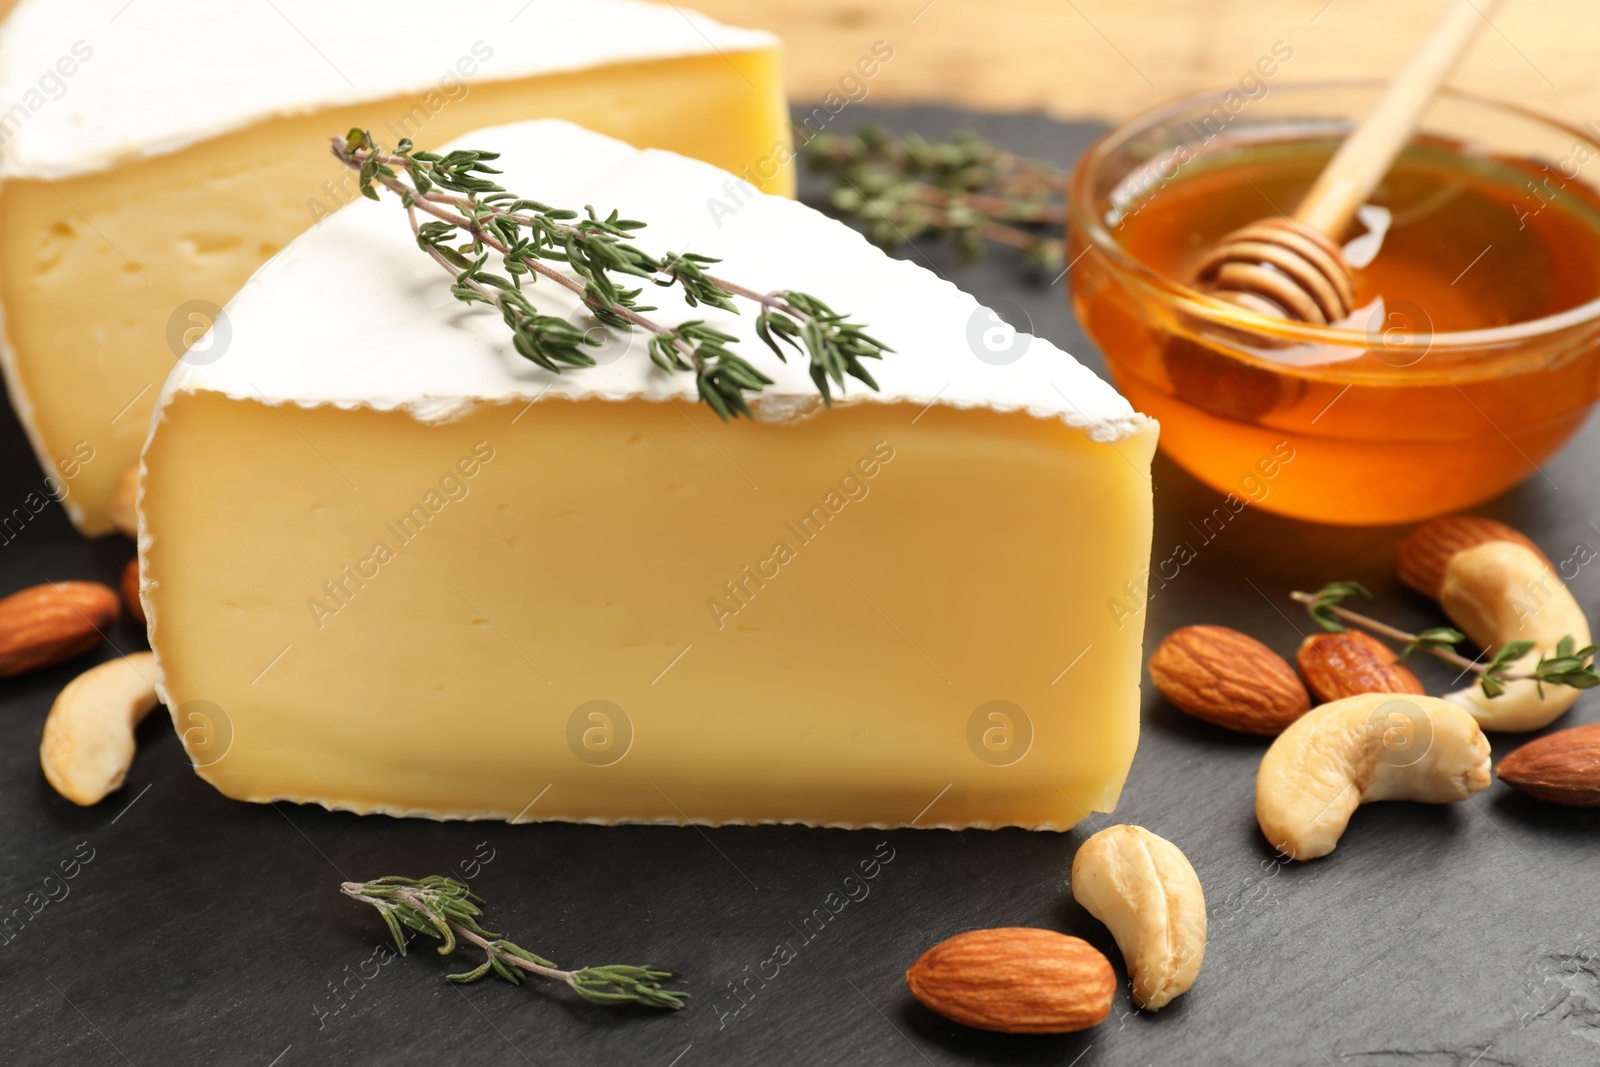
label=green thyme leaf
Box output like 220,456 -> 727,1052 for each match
1399,626 -> 1466,663
334,131 -> 890,422
1303,581 -> 1372,632
1481,640 -> 1536,698
1529,640 -> 1600,695
340,876 -> 685,1011
801,126 -> 1066,269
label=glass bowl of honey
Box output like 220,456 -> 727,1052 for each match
1068,82 -> 1600,525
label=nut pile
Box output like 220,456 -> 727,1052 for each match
906,824 -> 1206,1033
900,514 -> 1592,1038
6,462 -> 155,808
1146,514 -> 1598,861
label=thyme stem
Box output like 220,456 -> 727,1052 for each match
1293,582 -> 1600,699
346,883 -> 570,983
340,876 -> 686,1010
380,161 -> 705,367
800,126 -> 1068,267
331,132 -> 892,420
384,162 -> 812,359
401,196 -> 711,390
1289,592 -> 1482,673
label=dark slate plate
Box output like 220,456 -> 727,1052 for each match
2,104 -> 1597,1067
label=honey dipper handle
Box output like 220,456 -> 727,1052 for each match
1294,0 -> 1499,239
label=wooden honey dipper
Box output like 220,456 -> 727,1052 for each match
1190,0 -> 1498,325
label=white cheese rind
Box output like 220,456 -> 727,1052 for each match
157,120 -> 1151,443
0,0 -> 775,180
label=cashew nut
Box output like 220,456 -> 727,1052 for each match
40,652 -> 161,805
1255,692 -> 1491,861
1070,825 -> 1205,1010
1439,541 -> 1590,731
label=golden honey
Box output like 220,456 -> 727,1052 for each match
1069,88 -> 1600,525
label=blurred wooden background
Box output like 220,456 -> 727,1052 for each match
0,1 -> 1584,127
692,0 -> 1592,125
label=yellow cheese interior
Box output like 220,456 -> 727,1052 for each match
0,49 -> 790,535
143,395 -> 1155,829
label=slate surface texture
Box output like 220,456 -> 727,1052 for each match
0,105 -> 1595,1066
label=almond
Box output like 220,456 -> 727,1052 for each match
1397,515 -> 1551,599
0,582 -> 119,677
121,560 -> 146,627
906,928 -> 1114,1034
1149,625 -> 1310,735
1297,630 -> 1424,704
1496,723 -> 1600,807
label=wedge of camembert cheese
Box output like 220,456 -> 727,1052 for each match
0,0 -> 789,535
140,120 -> 1158,830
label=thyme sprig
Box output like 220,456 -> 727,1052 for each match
1292,582 -> 1600,699
340,875 -> 686,1010
801,127 -> 1067,268
333,130 -> 891,420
